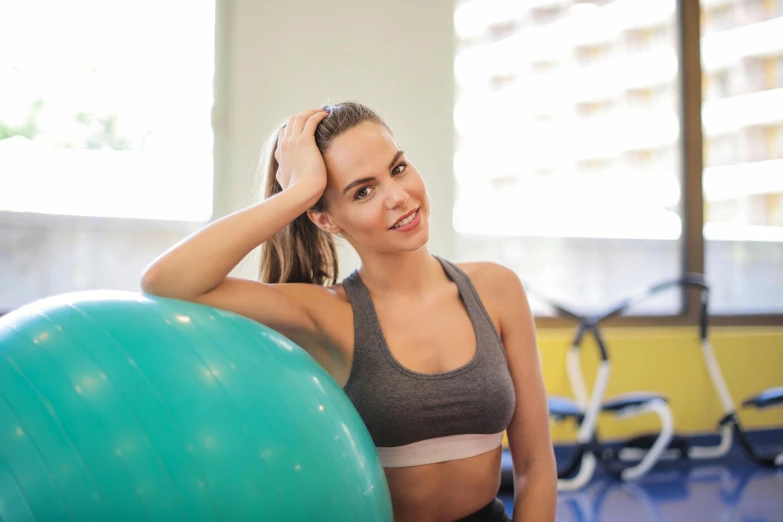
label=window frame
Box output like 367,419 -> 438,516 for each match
527,0 -> 783,329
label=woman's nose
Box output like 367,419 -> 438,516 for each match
385,184 -> 409,209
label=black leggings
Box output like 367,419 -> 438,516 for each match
454,497 -> 511,522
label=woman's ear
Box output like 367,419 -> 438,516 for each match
307,210 -> 342,235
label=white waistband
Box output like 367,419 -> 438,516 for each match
375,432 -> 504,468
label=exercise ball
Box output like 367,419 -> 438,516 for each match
0,290 -> 392,521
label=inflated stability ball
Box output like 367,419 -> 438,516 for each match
0,290 -> 392,522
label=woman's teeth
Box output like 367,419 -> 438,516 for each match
392,209 -> 417,229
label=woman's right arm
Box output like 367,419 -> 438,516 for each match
140,183 -> 324,328
140,108 -> 331,333
141,182 -> 320,299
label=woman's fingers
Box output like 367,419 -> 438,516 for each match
276,107 -> 329,164
290,108 -> 327,140
302,110 -> 330,138
275,125 -> 285,162
282,116 -> 296,141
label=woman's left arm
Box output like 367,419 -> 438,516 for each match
488,264 -> 557,521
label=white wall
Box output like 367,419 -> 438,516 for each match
214,0 -> 456,280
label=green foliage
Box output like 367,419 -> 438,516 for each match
74,112 -> 133,150
0,98 -> 44,141
0,99 -> 139,150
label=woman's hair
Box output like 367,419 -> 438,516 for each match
258,101 -> 390,286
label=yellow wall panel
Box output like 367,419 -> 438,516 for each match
530,327 -> 783,444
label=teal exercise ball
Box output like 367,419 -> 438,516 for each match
0,290 -> 392,522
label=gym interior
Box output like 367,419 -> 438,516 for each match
2,0 -> 782,520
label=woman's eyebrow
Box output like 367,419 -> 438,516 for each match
341,150 -> 405,196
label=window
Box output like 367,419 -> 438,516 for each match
706,134 -> 739,166
1,1 -> 216,310
454,0 -> 782,318
702,3 -> 736,34
453,0 -> 682,315
624,24 -> 673,54
776,55 -> 783,87
776,124 -> 783,156
701,0 -> 783,314
0,1 -> 215,220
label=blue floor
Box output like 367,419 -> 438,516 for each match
498,433 -> 783,521
499,464 -> 783,521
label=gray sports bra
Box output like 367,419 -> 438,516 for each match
341,256 -> 516,468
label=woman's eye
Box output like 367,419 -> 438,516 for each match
355,187 -> 372,200
354,162 -> 407,201
392,162 -> 408,176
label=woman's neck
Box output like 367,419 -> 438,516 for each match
356,248 -> 447,300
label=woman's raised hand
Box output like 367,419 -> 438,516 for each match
275,108 -> 331,197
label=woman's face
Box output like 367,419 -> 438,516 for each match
313,121 -> 430,254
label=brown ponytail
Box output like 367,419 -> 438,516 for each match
258,102 -> 390,286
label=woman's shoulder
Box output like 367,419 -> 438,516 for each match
273,281 -> 350,327
286,280 -> 349,305
325,282 -> 349,303
451,260 -> 524,337
452,259 -> 522,292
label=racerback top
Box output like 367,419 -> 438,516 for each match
340,256 -> 516,467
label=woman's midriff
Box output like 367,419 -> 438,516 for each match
382,446 -> 503,522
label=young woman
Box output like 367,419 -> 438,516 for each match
141,102 -> 557,521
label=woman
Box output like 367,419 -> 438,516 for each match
141,102 -> 557,521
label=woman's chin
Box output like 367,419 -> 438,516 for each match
405,231 -> 430,250
381,233 -> 429,253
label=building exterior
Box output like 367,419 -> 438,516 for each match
453,0 -> 783,314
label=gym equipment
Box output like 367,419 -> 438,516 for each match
0,290 -> 393,522
585,275 -> 782,468
541,274 -> 781,493
530,283 -> 675,491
